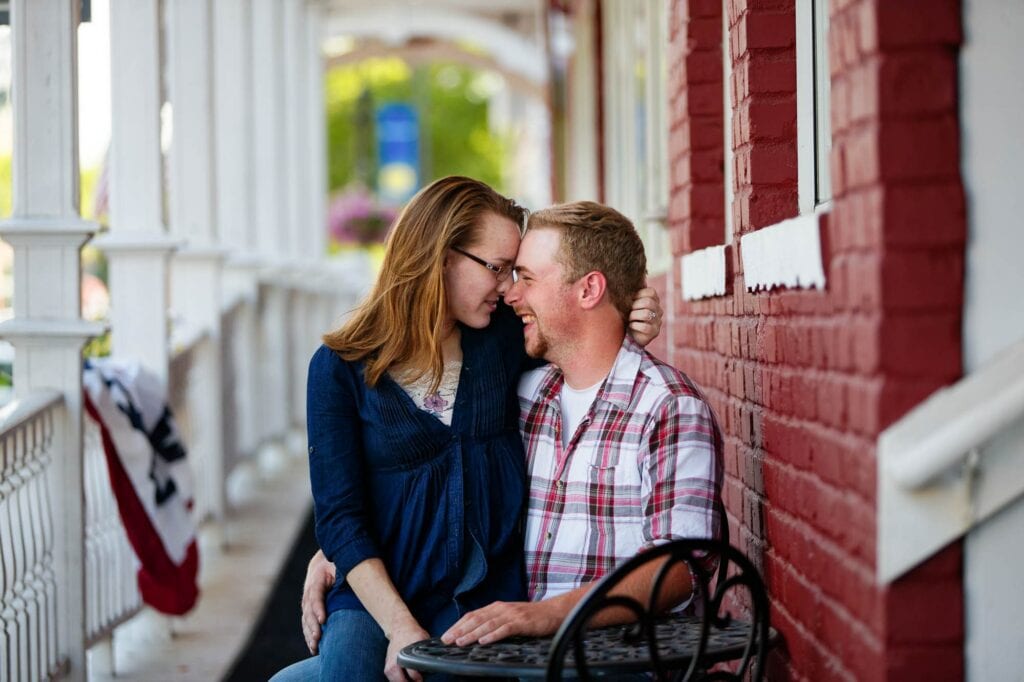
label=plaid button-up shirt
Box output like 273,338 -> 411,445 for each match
519,335 -> 722,601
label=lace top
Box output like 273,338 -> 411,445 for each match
391,360 -> 463,426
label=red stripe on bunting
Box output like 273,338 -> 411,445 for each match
83,390 -> 199,615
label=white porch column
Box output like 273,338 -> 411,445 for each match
251,0 -> 291,465
283,0 -> 306,442
251,0 -> 288,260
305,3 -> 346,387
305,1 -> 328,264
214,0 -> 262,470
91,2 -> 173,668
166,0 -> 226,522
213,0 -> 254,261
303,0 -> 333,380
303,1 -> 337,439
97,0 -> 176,384
283,0 -> 307,263
0,2 -> 103,679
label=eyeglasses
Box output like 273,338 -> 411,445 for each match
452,246 -> 516,283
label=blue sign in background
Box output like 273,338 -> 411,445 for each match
376,103 -> 420,205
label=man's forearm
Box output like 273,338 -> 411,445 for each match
543,556 -> 693,629
441,553 -> 694,646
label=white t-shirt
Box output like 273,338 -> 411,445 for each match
559,378 -> 604,449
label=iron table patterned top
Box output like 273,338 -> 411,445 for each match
398,613 -> 771,678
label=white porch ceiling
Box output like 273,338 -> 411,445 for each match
319,0 -> 548,86
323,0 -> 542,12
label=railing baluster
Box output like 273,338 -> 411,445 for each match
0,392 -> 65,680
24,418 -> 44,682
82,410 -> 142,651
1,435 -> 14,682
11,434 -> 29,682
39,409 -> 58,678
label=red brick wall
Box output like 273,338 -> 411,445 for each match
668,0 -> 727,255
662,0 -> 966,679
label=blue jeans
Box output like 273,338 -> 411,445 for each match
269,609 -> 388,682
269,609 -> 462,682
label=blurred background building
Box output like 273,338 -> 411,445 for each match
0,0 -> 1020,680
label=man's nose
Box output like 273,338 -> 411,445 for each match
501,276 -> 519,302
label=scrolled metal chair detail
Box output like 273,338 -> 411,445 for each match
545,538 -> 771,681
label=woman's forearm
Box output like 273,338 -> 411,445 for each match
345,558 -> 420,638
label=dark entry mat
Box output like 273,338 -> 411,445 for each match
223,506 -> 318,681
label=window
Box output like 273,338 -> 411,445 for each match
723,0 -> 832,217
723,3 -> 734,243
680,1 -> 730,302
797,0 -> 831,212
739,0 -> 829,292
602,0 -> 670,275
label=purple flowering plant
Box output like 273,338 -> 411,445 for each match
328,185 -> 398,245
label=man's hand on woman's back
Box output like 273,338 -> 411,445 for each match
301,550 -> 336,654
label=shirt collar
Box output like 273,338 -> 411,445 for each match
533,334 -> 644,411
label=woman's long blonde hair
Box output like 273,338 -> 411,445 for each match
324,176 -> 526,390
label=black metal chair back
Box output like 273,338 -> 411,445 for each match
544,537 -> 769,681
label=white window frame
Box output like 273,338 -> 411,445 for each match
602,0 -> 670,276
740,0 -> 830,293
601,0 -> 632,231
564,0 -> 600,202
642,0 -> 670,276
797,0 -> 832,212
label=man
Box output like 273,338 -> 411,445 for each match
301,201 -> 722,655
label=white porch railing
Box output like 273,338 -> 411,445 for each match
221,299 -> 260,480
168,328 -> 219,525
1,272 -> 357,679
83,414 -> 141,647
0,389 -> 63,682
877,338 -> 1024,583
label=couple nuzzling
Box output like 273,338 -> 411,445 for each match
272,176 -> 723,682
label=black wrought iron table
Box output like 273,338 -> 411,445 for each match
398,612 -> 772,678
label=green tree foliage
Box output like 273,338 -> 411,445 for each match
80,164 -> 102,221
0,155 -> 10,217
325,58 -> 507,195
0,156 -> 102,220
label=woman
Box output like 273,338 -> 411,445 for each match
272,177 -> 660,682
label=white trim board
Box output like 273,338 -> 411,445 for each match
740,212 -> 826,292
681,245 -> 727,301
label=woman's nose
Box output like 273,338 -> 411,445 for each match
497,275 -> 513,297
502,277 -> 520,302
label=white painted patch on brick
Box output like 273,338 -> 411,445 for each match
681,245 -> 727,301
740,212 -> 826,292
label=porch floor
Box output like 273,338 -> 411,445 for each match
88,456 -> 312,682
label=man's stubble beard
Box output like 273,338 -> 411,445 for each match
525,327 -> 549,360
526,318 -> 579,366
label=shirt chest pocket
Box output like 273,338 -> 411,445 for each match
575,406 -> 645,481
586,446 -> 621,470
582,445 -> 642,490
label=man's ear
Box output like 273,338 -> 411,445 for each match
577,271 -> 608,310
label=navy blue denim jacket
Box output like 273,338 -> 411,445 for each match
306,304 -> 530,634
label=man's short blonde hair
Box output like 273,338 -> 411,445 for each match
527,201 -> 647,321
